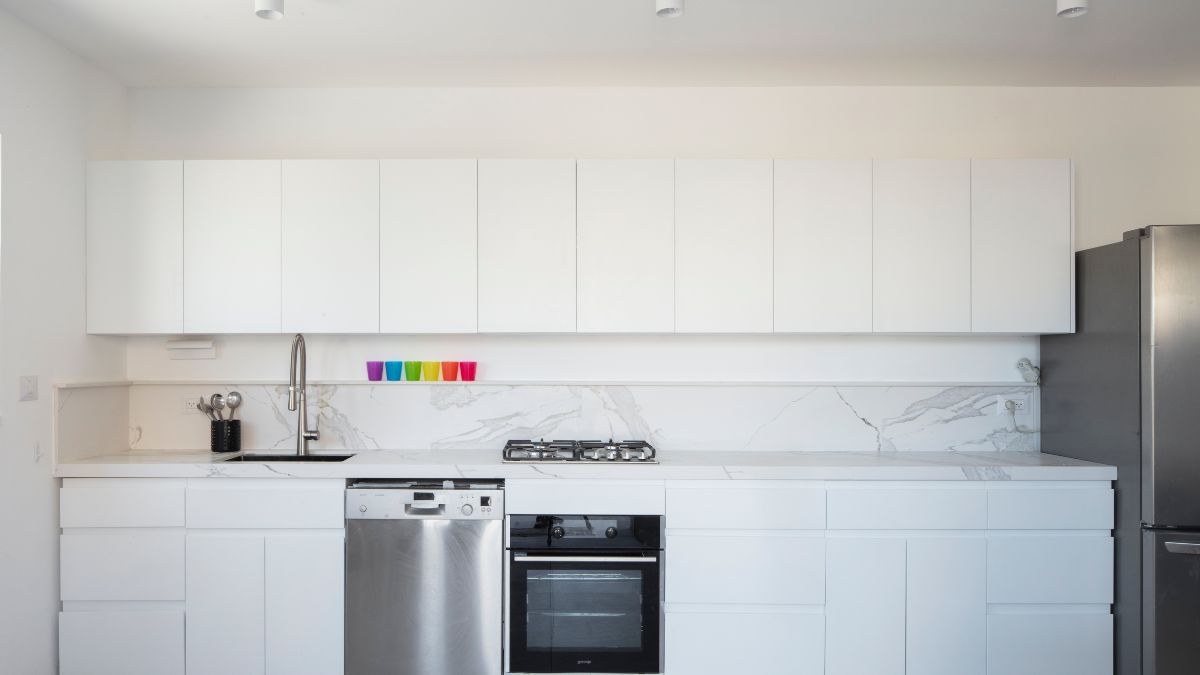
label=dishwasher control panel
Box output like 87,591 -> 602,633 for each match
346,480 -> 504,520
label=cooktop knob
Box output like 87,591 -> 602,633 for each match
551,525 -> 566,539
460,504 -> 474,516
605,527 -> 618,539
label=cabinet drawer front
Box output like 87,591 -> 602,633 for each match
827,487 -> 987,529
506,480 -> 665,515
60,610 -> 184,675
186,480 -> 344,529
61,532 -> 185,601
988,487 -> 1114,530
988,535 -> 1113,603
667,486 -> 825,530
987,613 -> 1113,675
666,534 -> 824,605
61,481 -> 185,528
666,611 -> 824,675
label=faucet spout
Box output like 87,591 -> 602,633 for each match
287,334 -> 320,456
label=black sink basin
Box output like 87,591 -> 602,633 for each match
223,454 -> 355,463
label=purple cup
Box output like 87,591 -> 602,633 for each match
460,361 -> 478,381
367,361 -> 384,381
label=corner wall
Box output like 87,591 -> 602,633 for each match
0,7 -> 128,672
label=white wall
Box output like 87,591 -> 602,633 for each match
0,7 -> 128,673
126,86 -> 1200,251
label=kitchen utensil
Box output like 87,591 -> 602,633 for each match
441,361 -> 460,381
404,361 -> 422,381
422,361 -> 441,381
367,361 -> 384,381
225,391 -> 243,420
385,361 -> 403,381
197,398 -> 217,421
210,393 -> 226,421
460,361 -> 478,381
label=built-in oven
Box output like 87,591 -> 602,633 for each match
506,514 -> 663,674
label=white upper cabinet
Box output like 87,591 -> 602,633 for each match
477,160 -> 577,332
379,160 -> 477,333
773,160 -> 873,333
873,159 -> 972,332
281,160 -> 380,333
675,160 -> 774,333
87,161 -> 183,334
971,159 -> 1074,333
577,159 -> 675,332
184,161 -> 281,333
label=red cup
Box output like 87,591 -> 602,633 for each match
460,361 -> 477,381
441,361 -> 460,381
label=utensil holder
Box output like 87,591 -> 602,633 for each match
211,420 -> 241,453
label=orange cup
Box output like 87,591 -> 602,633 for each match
441,361 -> 460,381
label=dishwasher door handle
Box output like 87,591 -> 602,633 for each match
404,503 -> 446,516
512,555 -> 658,564
1165,541 -> 1200,555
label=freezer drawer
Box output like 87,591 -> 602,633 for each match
1144,529 -> 1200,675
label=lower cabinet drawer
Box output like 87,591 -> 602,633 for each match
60,532 -> 185,601
666,611 -> 824,675
186,479 -> 345,529
987,613 -> 1113,675
666,534 -> 825,605
987,535 -> 1113,603
59,610 -> 184,675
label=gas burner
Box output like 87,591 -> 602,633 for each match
503,439 -> 658,464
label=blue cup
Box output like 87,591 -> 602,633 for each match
385,361 -> 403,381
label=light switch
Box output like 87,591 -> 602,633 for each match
19,376 -> 38,402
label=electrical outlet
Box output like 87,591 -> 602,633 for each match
18,376 -> 38,402
182,397 -> 203,414
997,395 -> 1030,416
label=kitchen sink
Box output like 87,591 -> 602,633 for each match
222,454 -> 355,463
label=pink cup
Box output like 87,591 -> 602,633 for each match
459,361 -> 477,381
441,361 -> 460,381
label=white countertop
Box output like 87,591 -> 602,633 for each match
55,449 -> 1116,481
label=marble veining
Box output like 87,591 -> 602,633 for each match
118,382 -> 1041,454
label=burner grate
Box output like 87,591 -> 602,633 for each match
503,439 -> 658,463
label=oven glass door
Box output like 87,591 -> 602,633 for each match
509,553 -> 661,673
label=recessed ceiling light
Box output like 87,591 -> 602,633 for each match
255,0 -> 284,20
656,0 -> 684,18
1057,0 -> 1088,18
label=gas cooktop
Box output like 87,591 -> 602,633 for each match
503,439 -> 658,463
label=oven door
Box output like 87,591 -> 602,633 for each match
509,552 -> 662,674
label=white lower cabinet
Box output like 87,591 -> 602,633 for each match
186,533 -> 267,675
59,610 -> 184,675
666,611 -> 824,675
825,537 -> 906,675
987,613 -> 1113,675
906,537 -> 986,675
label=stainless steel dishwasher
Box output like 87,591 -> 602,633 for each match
345,480 -> 504,675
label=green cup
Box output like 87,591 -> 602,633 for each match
403,361 -> 423,381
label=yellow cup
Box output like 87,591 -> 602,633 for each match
422,361 -> 441,381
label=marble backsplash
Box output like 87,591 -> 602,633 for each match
120,382 -> 1040,454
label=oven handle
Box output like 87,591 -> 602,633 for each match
512,554 -> 658,564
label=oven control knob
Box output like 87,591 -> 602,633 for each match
460,504 -> 474,516
551,525 -> 566,539
605,527 -> 618,539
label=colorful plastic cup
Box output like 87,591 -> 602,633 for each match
460,361 -> 477,381
404,361 -> 422,381
385,361 -> 403,381
422,361 -> 441,382
441,361 -> 460,381
366,361 -> 384,382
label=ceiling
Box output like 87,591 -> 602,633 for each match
3,0 -> 1199,87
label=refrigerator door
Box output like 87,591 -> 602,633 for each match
1142,225 -> 1200,528
1144,529 -> 1200,675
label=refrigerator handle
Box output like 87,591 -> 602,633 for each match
1164,541 -> 1200,555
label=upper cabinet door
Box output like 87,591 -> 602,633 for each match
873,160 -> 972,332
477,160 -> 576,333
379,160 -> 477,333
675,160 -> 773,333
774,160 -> 873,333
281,160 -> 380,333
971,159 -> 1073,334
87,161 -> 183,334
577,160 -> 674,333
184,161 -> 281,334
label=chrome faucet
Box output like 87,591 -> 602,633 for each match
287,334 -> 320,456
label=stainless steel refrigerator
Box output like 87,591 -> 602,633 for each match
1043,224 -> 1200,675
